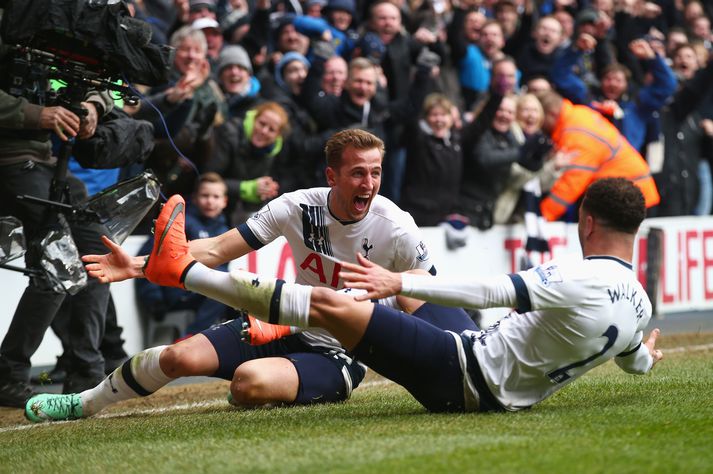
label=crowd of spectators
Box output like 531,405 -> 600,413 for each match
120,0 -> 713,229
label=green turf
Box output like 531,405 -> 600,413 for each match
1,350 -> 711,474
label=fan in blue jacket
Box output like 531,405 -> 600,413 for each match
293,0 -> 359,60
551,36 -> 677,152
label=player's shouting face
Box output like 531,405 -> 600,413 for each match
326,145 -> 382,222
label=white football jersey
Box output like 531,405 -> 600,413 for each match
401,255 -> 653,411
239,187 -> 434,348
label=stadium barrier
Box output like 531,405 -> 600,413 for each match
2,216 -> 712,367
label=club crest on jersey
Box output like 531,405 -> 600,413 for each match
300,204 -> 333,256
251,204 -> 270,221
361,238 -> 374,259
535,264 -> 562,286
416,241 -> 429,262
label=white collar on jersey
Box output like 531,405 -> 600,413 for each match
584,255 -> 633,270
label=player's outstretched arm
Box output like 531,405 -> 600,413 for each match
645,328 -> 663,367
340,253 -> 403,301
188,228 -> 253,268
83,229 -> 254,284
82,235 -> 147,283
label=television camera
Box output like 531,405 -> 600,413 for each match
0,0 -> 170,293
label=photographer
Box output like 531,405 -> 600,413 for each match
0,58 -> 115,406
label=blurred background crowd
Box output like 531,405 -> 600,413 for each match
117,0 -> 713,231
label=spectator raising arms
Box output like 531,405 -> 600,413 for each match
400,93 -> 463,226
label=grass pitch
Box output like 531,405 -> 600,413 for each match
0,332 -> 712,474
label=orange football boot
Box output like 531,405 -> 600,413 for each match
143,195 -> 197,288
241,314 -> 295,345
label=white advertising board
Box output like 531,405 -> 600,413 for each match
1,216 -> 711,366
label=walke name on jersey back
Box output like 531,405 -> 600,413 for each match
607,283 -> 646,320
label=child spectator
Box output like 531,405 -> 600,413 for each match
135,173 -> 233,336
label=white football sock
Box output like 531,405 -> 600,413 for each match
184,263 -> 277,317
185,263 -> 312,328
80,346 -> 172,416
276,282 -> 312,328
229,269 -> 312,328
183,263 -> 243,308
182,262 -> 315,330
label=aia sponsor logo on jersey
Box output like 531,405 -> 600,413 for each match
300,252 -> 342,288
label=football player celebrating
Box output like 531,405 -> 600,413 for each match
27,177 -> 662,419
25,129 -> 477,421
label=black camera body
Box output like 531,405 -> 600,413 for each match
0,0 -> 167,168
1,0 -> 172,87
1,0 -> 172,116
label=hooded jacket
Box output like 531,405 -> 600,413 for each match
541,99 -> 660,221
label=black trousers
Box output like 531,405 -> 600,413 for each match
0,160 -> 110,382
52,294 -> 127,370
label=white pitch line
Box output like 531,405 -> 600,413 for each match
663,342 -> 713,353
0,344 -> 709,434
0,380 -> 396,434
96,398 -> 226,419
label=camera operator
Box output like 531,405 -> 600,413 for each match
0,56 -> 115,406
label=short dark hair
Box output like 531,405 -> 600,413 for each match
581,178 -> 645,233
324,129 -> 385,169
600,62 -> 631,81
492,55 -> 517,73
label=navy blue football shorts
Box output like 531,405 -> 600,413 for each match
411,302 -> 479,332
201,319 -> 365,404
352,303 -> 491,413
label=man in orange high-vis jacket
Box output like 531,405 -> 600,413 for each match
538,91 -> 660,221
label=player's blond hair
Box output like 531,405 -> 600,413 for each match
324,129 -> 385,169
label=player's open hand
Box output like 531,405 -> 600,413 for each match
82,235 -> 144,283
340,253 -> 403,301
645,328 -> 663,367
